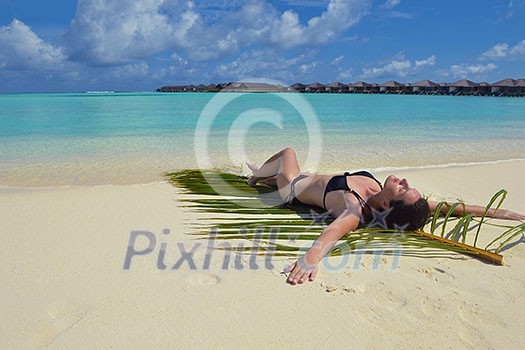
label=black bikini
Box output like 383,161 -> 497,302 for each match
286,174 -> 309,207
323,171 -> 383,211
287,171 -> 383,214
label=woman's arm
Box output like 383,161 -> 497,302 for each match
428,200 -> 525,221
283,210 -> 360,285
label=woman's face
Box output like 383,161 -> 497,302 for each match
383,175 -> 422,205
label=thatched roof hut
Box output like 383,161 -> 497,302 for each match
379,80 -> 402,87
348,81 -> 370,93
490,78 -> 516,96
491,78 -> 515,87
448,79 -> 478,95
515,79 -> 525,95
326,82 -> 348,93
491,78 -> 525,96
476,82 -> 491,95
305,82 -> 325,93
289,83 -> 306,92
412,80 -> 437,87
411,80 -> 438,94
351,81 -> 371,87
327,82 -> 347,87
449,79 -> 478,87
379,80 -> 404,93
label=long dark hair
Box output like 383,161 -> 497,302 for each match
384,198 -> 431,231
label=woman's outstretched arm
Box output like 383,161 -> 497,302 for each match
283,209 -> 361,285
428,200 -> 525,221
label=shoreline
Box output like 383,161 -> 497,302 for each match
1,157 -> 525,188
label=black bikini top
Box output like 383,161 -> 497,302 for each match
322,171 -> 383,212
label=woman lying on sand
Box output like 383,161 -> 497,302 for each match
246,148 -> 525,285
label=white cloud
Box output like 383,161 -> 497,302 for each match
337,68 -> 353,81
0,19 -> 68,70
379,0 -> 411,19
171,53 -> 189,65
331,55 -> 344,66
0,0 -> 373,91
60,0 -> 371,64
226,0 -> 372,49
299,61 -> 321,74
415,55 -> 436,67
481,43 -> 509,59
481,39 -> 525,60
109,62 -> 149,79
381,0 -> 400,9
193,0 -> 370,56
384,11 -> 413,19
506,0 -> 514,20
63,0 -> 189,65
449,63 -> 497,78
214,50 -> 318,82
297,0 -> 371,45
510,40 -> 525,55
362,59 -> 410,78
360,54 -> 436,80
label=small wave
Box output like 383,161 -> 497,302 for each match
363,158 -> 525,174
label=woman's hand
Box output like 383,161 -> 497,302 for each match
282,254 -> 319,285
282,210 -> 360,285
501,209 -> 525,222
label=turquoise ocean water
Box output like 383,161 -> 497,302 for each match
0,92 -> 524,186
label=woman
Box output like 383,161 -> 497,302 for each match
246,148 -> 525,285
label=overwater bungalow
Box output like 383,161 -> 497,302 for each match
289,83 -> 306,92
491,78 -> 525,96
348,81 -> 370,94
491,78 -> 518,96
477,82 -> 491,96
379,80 -> 403,94
516,79 -> 525,96
369,83 -> 380,94
448,79 -> 479,95
326,82 -> 348,93
412,80 -> 438,94
305,82 -> 325,93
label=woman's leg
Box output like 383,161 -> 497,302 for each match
247,148 -> 301,198
246,162 -> 277,187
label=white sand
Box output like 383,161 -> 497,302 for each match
1,160 -> 524,349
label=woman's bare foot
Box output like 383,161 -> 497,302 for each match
246,162 -> 260,186
246,162 -> 259,173
246,176 -> 258,187
262,177 -> 277,187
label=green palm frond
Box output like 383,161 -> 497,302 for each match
166,169 -> 523,264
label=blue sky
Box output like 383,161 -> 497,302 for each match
0,0 -> 523,92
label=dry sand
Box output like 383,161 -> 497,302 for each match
1,160 -> 524,349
